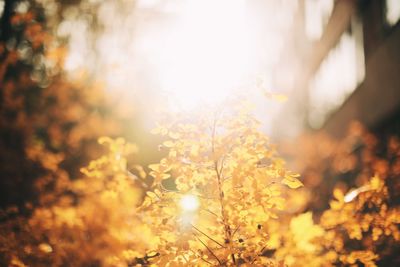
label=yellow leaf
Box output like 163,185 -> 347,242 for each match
163,140 -> 175,148
38,243 -> 53,253
290,212 -> 324,252
272,93 -> 288,102
370,175 -> 382,190
169,132 -> 180,139
148,164 -> 160,171
333,188 -> 344,201
146,191 -> 158,200
264,91 -> 288,102
282,177 -> 303,189
98,136 -> 112,145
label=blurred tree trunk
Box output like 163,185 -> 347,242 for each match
0,0 -> 16,42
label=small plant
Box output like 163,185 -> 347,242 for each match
139,102 -> 302,266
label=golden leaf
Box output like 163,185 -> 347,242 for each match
282,177 -> 303,189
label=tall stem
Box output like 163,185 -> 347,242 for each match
211,117 -> 236,265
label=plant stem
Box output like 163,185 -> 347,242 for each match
195,235 -> 222,265
191,224 -> 225,248
211,117 -> 237,266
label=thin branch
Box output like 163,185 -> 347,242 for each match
158,182 -> 176,193
153,188 -> 162,199
195,234 -> 222,266
250,245 -> 267,264
190,249 -> 213,266
199,257 -> 214,266
219,156 -> 225,177
211,116 -> 236,266
182,253 -> 189,264
202,208 -> 220,218
211,115 -> 217,154
191,224 -> 225,248
222,175 -> 232,182
196,193 -> 219,200
231,225 -> 240,238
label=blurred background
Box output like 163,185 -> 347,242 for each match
3,0 -> 400,136
1,0 -> 400,210
14,0 -> 400,138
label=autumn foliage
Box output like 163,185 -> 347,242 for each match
1,3 -> 400,267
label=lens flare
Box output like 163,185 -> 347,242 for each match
179,194 -> 200,212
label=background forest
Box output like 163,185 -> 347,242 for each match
1,0 -> 400,266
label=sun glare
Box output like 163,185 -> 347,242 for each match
179,194 -> 200,212
153,0 -> 255,109
61,0 -> 299,118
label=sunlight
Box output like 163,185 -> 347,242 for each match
154,0 -> 255,109
179,194 -> 200,212
60,0 -> 299,123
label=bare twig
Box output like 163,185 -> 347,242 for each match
211,117 -> 236,266
250,245 -> 267,264
191,224 -> 225,248
202,208 -> 220,218
195,234 -> 222,265
190,249 -> 213,265
231,225 -> 240,238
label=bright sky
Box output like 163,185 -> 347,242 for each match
61,0 -> 298,133
58,0 -> 400,136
